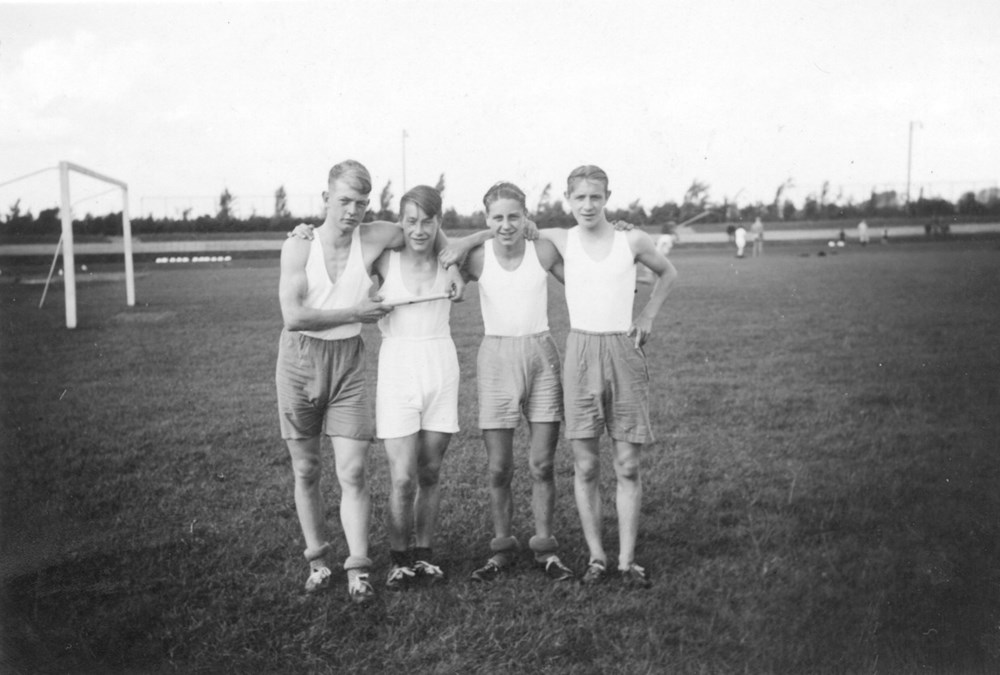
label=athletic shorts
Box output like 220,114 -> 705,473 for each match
376,337 -> 459,439
275,331 -> 374,441
562,330 -> 653,444
477,332 -> 563,429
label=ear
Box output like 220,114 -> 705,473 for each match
321,190 -> 329,201
606,189 -> 612,201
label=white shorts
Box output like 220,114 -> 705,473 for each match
376,337 -> 460,438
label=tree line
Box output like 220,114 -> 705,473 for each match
3,179 -> 998,237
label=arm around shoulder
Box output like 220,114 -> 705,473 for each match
278,237 -> 390,331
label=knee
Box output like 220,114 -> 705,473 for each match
614,456 -> 641,483
488,463 -> 514,489
529,457 -> 554,483
337,461 -> 366,491
574,458 -> 600,483
291,456 -> 322,485
417,462 -> 441,488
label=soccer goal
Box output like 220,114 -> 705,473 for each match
57,161 -> 136,329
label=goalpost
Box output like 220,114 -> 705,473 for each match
58,160 -> 136,329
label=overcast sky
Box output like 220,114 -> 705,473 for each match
2,0 -> 998,220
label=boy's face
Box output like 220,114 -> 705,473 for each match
401,201 -> 439,253
565,178 -> 610,228
324,179 -> 370,228
486,198 -> 526,246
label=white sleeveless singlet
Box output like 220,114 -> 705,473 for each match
478,240 -> 549,336
377,251 -> 452,339
563,227 -> 636,332
301,227 -> 372,340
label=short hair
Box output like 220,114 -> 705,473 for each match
327,160 -> 372,194
566,165 -> 609,194
482,181 -> 527,213
400,185 -> 443,219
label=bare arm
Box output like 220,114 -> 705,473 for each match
278,238 -> 391,331
460,245 -> 485,283
627,230 -> 678,347
438,229 -> 492,268
534,238 -> 564,285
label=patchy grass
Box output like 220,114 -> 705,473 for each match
2,240 -> 998,674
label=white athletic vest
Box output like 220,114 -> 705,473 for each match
478,240 -> 549,336
378,251 -> 452,339
563,227 -> 636,332
301,227 -> 373,340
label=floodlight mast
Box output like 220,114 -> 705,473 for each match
58,160 -> 136,329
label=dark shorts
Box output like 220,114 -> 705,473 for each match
477,332 -> 563,429
562,330 -> 653,444
275,331 -> 374,441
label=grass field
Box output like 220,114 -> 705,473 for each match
2,240 -> 999,674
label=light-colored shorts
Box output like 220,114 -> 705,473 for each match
477,332 -> 563,429
275,331 -> 374,441
376,337 -> 459,439
562,330 -> 653,444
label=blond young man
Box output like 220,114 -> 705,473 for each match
278,161 -> 461,603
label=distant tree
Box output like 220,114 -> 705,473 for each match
218,188 -> 234,221
441,206 -> 459,230
681,179 -> 710,220
782,199 -> 797,221
535,200 -> 573,229
37,207 -> 61,235
803,194 -> 819,219
6,199 -> 21,223
740,202 -> 766,222
626,199 -> 647,225
274,186 -> 290,219
648,201 -> 680,225
977,187 -> 1000,206
957,191 -> 985,216
181,207 -> 192,221
535,183 -> 552,214
378,180 -> 395,220
435,173 -> 446,195
912,196 -> 954,218
773,178 -> 794,220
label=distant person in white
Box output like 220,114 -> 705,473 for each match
858,219 -> 870,246
735,224 -> 747,258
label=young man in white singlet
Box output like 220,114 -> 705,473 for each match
370,186 -> 458,590
459,182 -> 575,583
277,161 -> 461,603
551,165 -> 677,587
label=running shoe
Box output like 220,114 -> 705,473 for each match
470,558 -> 506,582
347,568 -> 375,604
619,562 -> 652,589
580,559 -> 608,586
541,555 -> 575,582
413,559 -> 446,584
304,565 -> 332,593
386,564 -> 416,590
